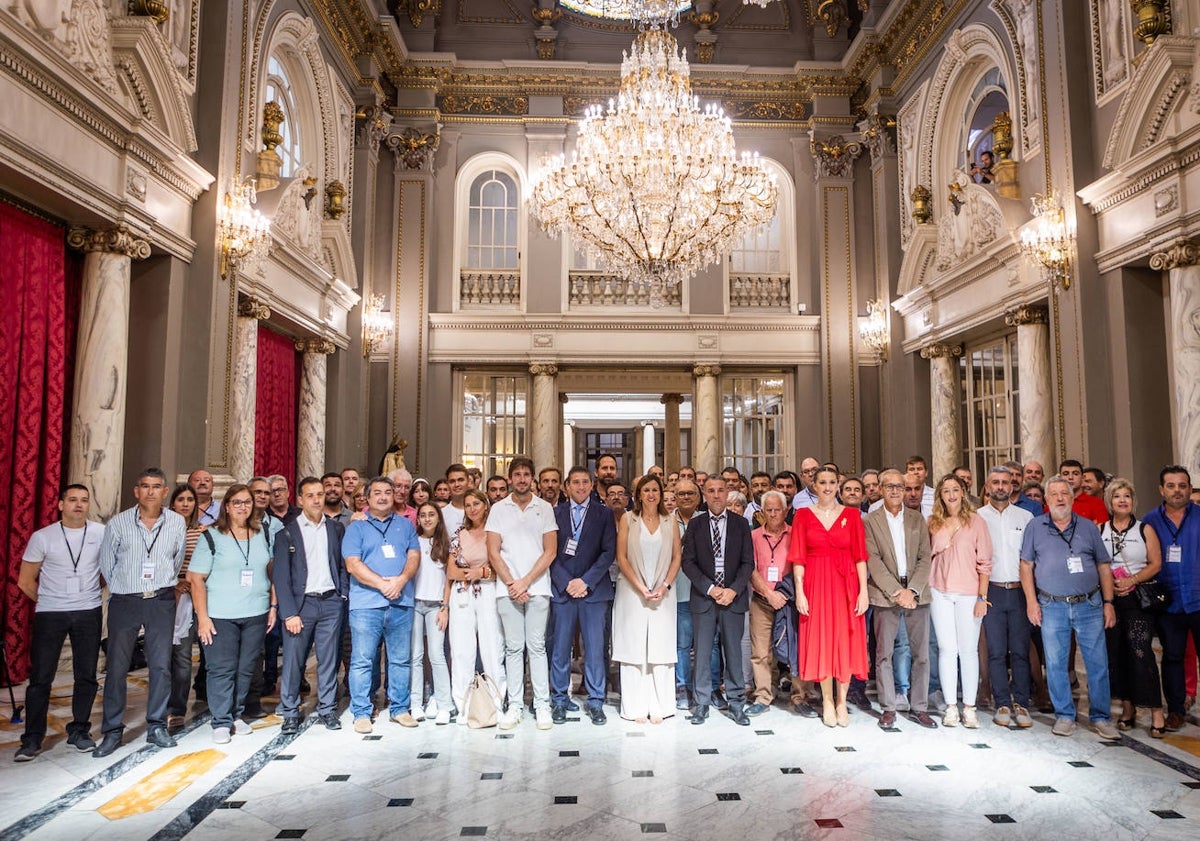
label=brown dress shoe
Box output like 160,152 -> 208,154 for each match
909,710 -> 938,729
878,710 -> 897,729
1165,711 -> 1186,731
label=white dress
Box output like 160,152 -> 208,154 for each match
613,513 -> 677,720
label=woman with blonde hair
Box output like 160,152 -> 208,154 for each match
927,474 -> 992,728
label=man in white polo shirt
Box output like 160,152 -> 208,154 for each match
486,456 -> 558,730
15,484 -> 105,760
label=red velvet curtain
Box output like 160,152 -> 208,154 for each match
254,325 -> 297,487
0,202 -> 80,685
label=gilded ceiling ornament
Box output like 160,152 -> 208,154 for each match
722,100 -> 806,121
438,94 -> 529,115
815,0 -> 847,37
402,0 -> 441,28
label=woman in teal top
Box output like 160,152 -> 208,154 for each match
187,483 -> 277,743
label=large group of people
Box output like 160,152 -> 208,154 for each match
12,450 -> 1200,760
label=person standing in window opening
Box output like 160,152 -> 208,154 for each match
409,503 -> 453,724
487,456 -> 559,730
970,149 -> 994,184
342,477 -> 421,734
167,484 -> 206,730
789,467 -> 869,728
187,484 -> 276,744
1101,478 -> 1165,738
445,490 -> 506,719
613,474 -> 680,723
14,485 -> 104,761
927,474 -> 993,728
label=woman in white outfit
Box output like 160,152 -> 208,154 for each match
444,489 -> 506,718
411,502 -> 452,723
613,474 -> 681,723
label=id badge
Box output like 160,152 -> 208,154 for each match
565,539 -> 578,556
1066,556 -> 1084,574
381,544 -> 397,559
767,566 -> 780,583
1168,544 -> 1183,564
141,559 -> 156,585
240,569 -> 254,588
64,576 -> 81,595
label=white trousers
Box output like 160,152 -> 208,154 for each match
929,586 -> 983,707
448,580 -> 506,715
619,663 -> 675,721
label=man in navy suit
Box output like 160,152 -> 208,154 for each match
682,475 -> 755,726
274,476 -> 349,734
550,467 -> 617,725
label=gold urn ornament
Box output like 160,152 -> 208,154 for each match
325,180 -> 347,220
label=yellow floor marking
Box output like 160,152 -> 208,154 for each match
98,749 -> 226,820
1161,734 -> 1200,758
250,714 -> 282,730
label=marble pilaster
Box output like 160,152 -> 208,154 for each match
642,422 -> 657,475
1151,241 -> 1200,480
692,366 -> 721,473
296,339 -> 336,484
230,297 -> 270,483
1005,305 -> 1054,471
661,393 -> 683,474
66,225 -> 150,521
920,342 -> 963,483
529,363 -> 559,471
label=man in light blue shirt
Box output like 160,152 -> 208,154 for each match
342,476 -> 420,733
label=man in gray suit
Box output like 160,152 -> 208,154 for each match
864,469 -> 936,729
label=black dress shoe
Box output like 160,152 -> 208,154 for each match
146,727 -> 177,748
689,704 -> 710,725
565,700 -> 580,712
730,707 -> 751,726
551,705 -> 568,724
321,713 -> 342,730
281,718 -> 300,735
848,691 -> 873,712
712,690 -> 729,711
67,732 -> 97,752
586,705 -> 607,725
92,732 -> 122,758
792,701 -> 820,719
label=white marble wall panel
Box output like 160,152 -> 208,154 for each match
1170,264 -> 1200,480
1017,319 -> 1055,471
229,316 -> 259,483
296,347 -> 329,482
927,349 -> 962,482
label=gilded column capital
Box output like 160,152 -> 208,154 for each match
809,133 -> 862,180
386,127 -> 441,173
296,338 -> 337,355
237,296 -> 271,320
1003,304 -> 1048,327
529,362 -> 559,377
1149,240 -> 1200,271
355,105 -> 394,154
692,364 -> 722,378
919,341 -> 962,360
660,392 -> 685,405
67,224 -> 151,259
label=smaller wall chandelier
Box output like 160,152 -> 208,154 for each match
859,298 -> 890,360
361,293 -> 393,358
218,177 -> 271,279
1019,188 -> 1074,292
530,28 -> 777,307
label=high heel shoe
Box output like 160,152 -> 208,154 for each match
835,704 -> 850,727
822,704 -> 837,728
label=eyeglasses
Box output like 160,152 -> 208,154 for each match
882,484 -> 904,492
227,499 -> 253,508
252,489 -> 270,495
675,491 -> 698,496
270,488 -> 288,494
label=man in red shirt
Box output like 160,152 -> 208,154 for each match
1058,460 -> 1108,525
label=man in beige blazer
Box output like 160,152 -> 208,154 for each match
864,469 -> 936,729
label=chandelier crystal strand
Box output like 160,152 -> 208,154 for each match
530,29 -> 777,307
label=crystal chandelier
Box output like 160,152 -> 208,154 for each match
1019,188 -> 1074,291
529,28 -> 778,307
859,298 -> 890,360
218,177 -> 272,279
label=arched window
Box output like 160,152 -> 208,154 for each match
730,213 -> 782,275
726,158 -> 794,312
265,55 -> 302,178
961,68 -> 1008,175
465,169 -> 519,270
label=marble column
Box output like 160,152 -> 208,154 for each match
229,297 -> 270,483
66,225 -> 150,522
296,339 -> 336,484
563,420 -> 575,472
1005,304 -> 1055,472
642,422 -> 657,475
1151,241 -> 1200,479
692,365 -> 721,473
529,363 -> 559,471
919,342 -> 963,483
661,393 -> 683,473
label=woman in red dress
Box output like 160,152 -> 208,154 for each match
789,467 -> 870,727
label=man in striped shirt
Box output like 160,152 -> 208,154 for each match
94,467 -> 187,757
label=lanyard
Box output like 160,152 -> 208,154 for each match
761,530 -> 786,562
139,518 -> 164,558
1051,514 -> 1077,551
1160,504 -> 1191,545
61,522 -> 86,574
571,502 -> 588,541
231,529 -> 252,566
368,514 -> 394,542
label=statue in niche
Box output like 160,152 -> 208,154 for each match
272,164 -> 322,260
935,168 -> 1006,270
1100,0 -> 1128,88
379,436 -> 408,476
1012,0 -> 1041,136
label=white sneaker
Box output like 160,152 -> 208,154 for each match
942,706 -> 960,727
536,707 -> 554,731
410,706 -> 426,722
424,699 -> 439,720
212,727 -> 231,744
435,710 -> 451,726
498,707 -> 522,730
232,719 -> 253,736
961,706 -> 978,729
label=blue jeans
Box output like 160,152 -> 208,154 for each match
349,605 -> 414,720
676,606 -> 693,691
894,619 -> 912,695
1039,591 -> 1111,722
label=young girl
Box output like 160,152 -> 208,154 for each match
411,479 -> 432,507
411,502 -> 453,724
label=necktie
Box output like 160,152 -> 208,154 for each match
572,504 -> 584,534
712,514 -> 725,586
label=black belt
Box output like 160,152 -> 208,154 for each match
305,590 -> 337,599
991,581 -> 1022,590
113,586 -> 174,599
1037,586 -> 1099,604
